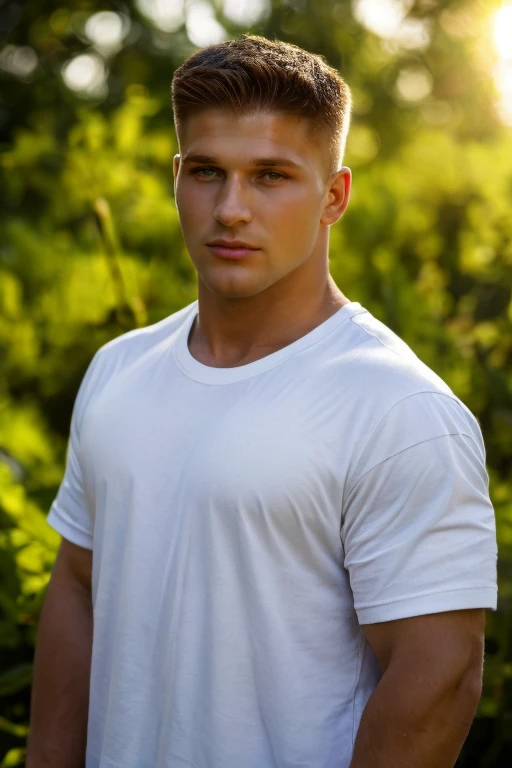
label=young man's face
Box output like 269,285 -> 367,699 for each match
173,109 -> 351,300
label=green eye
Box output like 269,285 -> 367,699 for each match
192,167 -> 217,178
263,171 -> 284,182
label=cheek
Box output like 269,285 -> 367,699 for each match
176,180 -> 210,227
268,192 -> 322,242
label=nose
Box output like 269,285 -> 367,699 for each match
213,175 -> 252,227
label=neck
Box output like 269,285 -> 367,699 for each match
189,257 -> 350,369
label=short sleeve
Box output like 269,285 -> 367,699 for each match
341,392 -> 498,624
46,351 -> 105,550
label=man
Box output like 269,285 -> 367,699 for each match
27,35 -> 497,768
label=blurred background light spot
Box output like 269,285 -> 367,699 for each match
136,0 -> 185,33
61,53 -> 108,99
493,4 -> 512,125
494,4 -> 512,59
0,45 -> 38,80
352,0 -> 413,38
186,2 -> 228,47
223,0 -> 271,26
85,11 -> 130,55
354,0 -> 429,51
495,61 -> 512,124
395,67 -> 433,103
392,18 -> 431,51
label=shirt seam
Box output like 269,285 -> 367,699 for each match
346,431 -> 478,498
48,504 -> 93,540
173,308 -> 368,385
356,584 -> 497,611
342,390 -> 474,503
349,312 -> 419,361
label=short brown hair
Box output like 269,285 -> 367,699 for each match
171,35 -> 351,174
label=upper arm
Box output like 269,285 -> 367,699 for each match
46,352 -> 105,550
362,609 -> 486,687
51,536 -> 93,597
342,393 -> 497,625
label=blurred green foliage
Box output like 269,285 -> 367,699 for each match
1,0 -> 511,765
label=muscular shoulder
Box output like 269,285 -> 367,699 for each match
339,309 -> 452,402
95,301 -> 195,372
331,309 -> 485,484
71,301 -> 196,435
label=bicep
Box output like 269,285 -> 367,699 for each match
52,536 -> 93,597
362,609 -> 486,683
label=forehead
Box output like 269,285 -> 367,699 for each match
177,108 -> 328,173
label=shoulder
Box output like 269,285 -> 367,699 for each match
71,301 -> 197,432
95,301 -> 196,372
339,307 -> 453,401
333,307 -> 485,484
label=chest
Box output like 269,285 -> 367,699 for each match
80,363 -> 351,538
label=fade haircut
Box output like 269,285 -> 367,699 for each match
171,35 -> 352,176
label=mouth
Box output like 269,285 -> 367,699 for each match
207,240 -> 260,260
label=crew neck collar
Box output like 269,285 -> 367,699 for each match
173,300 -> 365,385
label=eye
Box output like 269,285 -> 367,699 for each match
191,167 -> 218,178
263,171 -> 285,181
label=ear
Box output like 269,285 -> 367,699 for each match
320,167 -> 352,226
173,154 -> 181,199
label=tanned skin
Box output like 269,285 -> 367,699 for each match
26,538 -> 93,767
350,609 -> 485,767
173,109 -> 352,367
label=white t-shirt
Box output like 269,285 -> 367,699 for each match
47,299 -> 498,768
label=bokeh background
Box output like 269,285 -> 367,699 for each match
1,0 -> 511,765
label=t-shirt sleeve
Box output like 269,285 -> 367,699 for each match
46,351 -> 105,550
341,391 -> 498,624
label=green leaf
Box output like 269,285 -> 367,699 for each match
0,716 -> 29,737
0,664 -> 33,697
0,747 -> 27,767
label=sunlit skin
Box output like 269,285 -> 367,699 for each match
173,109 -> 352,367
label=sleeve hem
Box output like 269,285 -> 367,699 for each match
47,505 -> 94,550
356,586 -> 498,624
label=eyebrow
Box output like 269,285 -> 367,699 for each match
182,153 -> 302,169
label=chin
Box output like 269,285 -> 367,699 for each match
199,270 -> 275,300
204,282 -> 268,300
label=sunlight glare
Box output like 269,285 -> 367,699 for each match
493,4 -> 512,125
494,4 -> 512,60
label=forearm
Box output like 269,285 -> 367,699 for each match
26,576 -> 93,768
349,664 -> 482,767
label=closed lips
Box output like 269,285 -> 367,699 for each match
208,240 -> 259,248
